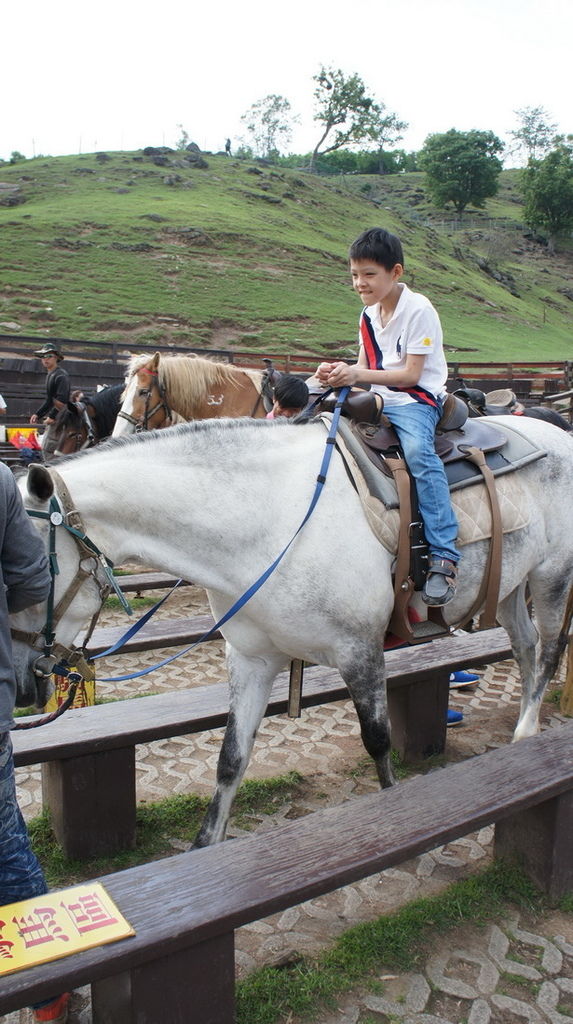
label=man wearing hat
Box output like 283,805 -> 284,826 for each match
29,344 -> 71,455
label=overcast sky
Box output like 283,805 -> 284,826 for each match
3,0 -> 570,164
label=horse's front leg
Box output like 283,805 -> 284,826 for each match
339,644 -> 394,789
194,646 -> 287,847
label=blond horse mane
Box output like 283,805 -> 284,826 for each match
126,353 -> 263,418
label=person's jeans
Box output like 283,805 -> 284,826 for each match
384,400 -> 460,564
0,731 -> 47,906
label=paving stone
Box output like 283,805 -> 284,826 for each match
4,585 -> 571,1023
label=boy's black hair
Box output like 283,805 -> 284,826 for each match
274,374 -> 309,410
349,227 -> 404,271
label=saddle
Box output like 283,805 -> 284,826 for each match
454,386 -> 519,417
317,390 -> 545,645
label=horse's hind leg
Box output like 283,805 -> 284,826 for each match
194,646 -> 287,848
498,576 -> 573,741
339,645 -> 394,789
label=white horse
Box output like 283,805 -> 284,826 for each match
11,416 -> 573,847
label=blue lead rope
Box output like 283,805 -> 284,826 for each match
93,389 -> 349,682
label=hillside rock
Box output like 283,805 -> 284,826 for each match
0,183 -> 25,206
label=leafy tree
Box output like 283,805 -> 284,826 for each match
310,67 -> 404,172
520,139 -> 573,253
419,129 -> 504,213
372,113 -> 408,173
508,106 -> 558,164
240,94 -> 297,160
9,151 -> 25,164
175,125 -> 190,151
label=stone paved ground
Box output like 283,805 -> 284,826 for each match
4,583 -> 571,1023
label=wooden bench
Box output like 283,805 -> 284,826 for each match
2,720 -> 572,1021
12,628 -> 514,858
115,572 -> 193,595
87,611 -> 220,656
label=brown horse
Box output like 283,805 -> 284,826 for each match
112,353 -> 273,436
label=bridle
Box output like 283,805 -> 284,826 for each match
11,469 -> 131,683
116,368 -> 173,431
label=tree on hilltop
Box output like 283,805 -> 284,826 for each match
309,66 -> 406,173
520,138 -> 573,253
419,129 -> 504,214
508,106 -> 558,164
240,94 -> 298,161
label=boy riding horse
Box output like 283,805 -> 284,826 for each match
316,227 -> 459,607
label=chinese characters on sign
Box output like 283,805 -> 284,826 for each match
0,883 -> 134,976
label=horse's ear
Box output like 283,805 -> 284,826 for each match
151,352 -> 161,371
27,465 -> 54,502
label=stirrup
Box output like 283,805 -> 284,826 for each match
422,557 -> 457,607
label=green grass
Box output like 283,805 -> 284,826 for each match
28,771 -> 304,887
103,594 -> 157,611
1,152 -> 571,360
235,861 -> 544,1024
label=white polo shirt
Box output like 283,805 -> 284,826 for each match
358,283 -> 448,407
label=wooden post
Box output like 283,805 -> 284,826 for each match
388,669 -> 449,761
287,659 -> 304,718
91,932 -> 235,1023
494,790 -> 573,900
560,636 -> 573,716
42,747 -> 136,858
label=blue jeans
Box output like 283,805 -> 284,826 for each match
384,400 -> 460,564
0,732 -> 61,1011
0,731 -> 47,906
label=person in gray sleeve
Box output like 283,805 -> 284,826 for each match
0,463 -> 71,1022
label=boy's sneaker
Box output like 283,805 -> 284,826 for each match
447,709 -> 464,727
32,993 -> 70,1023
422,557 -> 457,607
449,670 -> 479,689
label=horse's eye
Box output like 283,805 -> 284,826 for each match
138,388 -> 150,397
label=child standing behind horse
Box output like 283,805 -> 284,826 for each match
316,226 -> 460,607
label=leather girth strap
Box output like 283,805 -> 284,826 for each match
457,446 -> 503,630
386,455 -> 448,643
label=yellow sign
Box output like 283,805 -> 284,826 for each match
44,657 -> 95,713
0,883 -> 134,976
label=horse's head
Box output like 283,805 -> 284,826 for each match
113,352 -> 173,435
11,465 -> 124,706
53,401 -> 93,456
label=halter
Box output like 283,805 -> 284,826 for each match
116,368 -> 173,431
11,469 -> 132,681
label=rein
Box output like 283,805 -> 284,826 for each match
16,398 -> 349,697
90,389 -> 351,682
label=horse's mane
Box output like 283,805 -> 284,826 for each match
126,354 -> 262,417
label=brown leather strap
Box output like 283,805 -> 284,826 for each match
386,456 -> 415,641
456,446 -> 503,630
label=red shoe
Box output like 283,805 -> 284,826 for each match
32,992 -> 70,1023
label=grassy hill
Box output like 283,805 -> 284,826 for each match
1,149 -> 571,362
